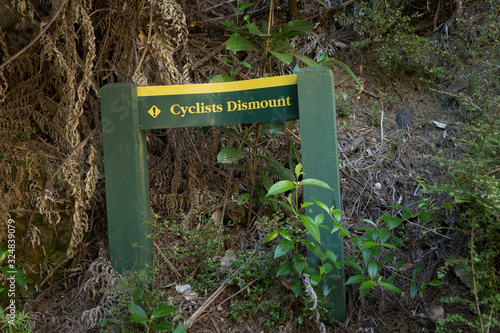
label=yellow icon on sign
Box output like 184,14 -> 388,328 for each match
148,105 -> 161,118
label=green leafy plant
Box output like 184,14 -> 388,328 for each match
263,165 -> 444,322
0,309 -> 32,333
99,269 -> 184,333
217,124 -> 297,225
344,205 -> 445,299
337,1 -> 447,78
263,163 -> 349,315
223,18 -> 318,77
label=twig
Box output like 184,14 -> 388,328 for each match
191,42 -> 227,71
184,128 -> 203,164
285,128 -> 301,142
153,241 -> 182,279
185,283 -> 228,329
246,123 -> 261,228
0,0 -> 70,71
470,220 -> 485,333
197,277 -> 260,324
133,3 -> 153,76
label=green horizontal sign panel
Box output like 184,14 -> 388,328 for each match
137,75 -> 298,129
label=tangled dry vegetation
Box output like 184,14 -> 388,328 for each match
0,0 -> 497,332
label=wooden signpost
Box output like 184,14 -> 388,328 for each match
100,67 -> 345,321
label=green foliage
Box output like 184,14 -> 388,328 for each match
416,3 -> 500,330
0,309 -> 32,333
263,165 -> 438,321
155,217 -> 225,293
224,18 -> 317,75
338,1 -> 447,78
0,243 -> 29,327
216,124 -> 297,215
99,269 -> 184,333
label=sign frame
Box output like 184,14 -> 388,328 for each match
100,67 -> 345,321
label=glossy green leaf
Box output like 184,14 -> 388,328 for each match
152,322 -> 174,331
383,253 -> 395,263
410,281 -> 418,299
173,323 -> 187,333
293,254 -> 306,275
152,306 -> 177,318
260,155 -> 295,181
300,178 -> 333,190
344,260 -> 362,272
303,240 -> 326,260
271,40 -> 295,52
358,287 -> 372,298
312,198 -> 330,214
378,228 -> 391,243
310,274 -> 321,286
132,288 -> 144,302
360,280 -> 375,289
274,239 -> 294,258
290,52 -> 319,67
331,209 -> 341,224
396,260 -> 405,270
300,214 -> 321,244
367,260 -> 379,279
389,235 -> 406,247
317,0 -> 329,8
389,204 -> 410,211
379,282 -> 402,293
282,20 -> 314,32
266,180 -> 295,196
246,21 -> 266,36
325,250 -> 337,263
345,274 -> 365,285
315,213 -> 324,225
132,304 -> 147,317
329,59 -> 362,88
362,241 -> 377,250
418,211 -> 433,223
226,35 -> 258,52
322,262 -> 335,275
1,267 -> 27,290
129,314 -> 148,324
269,51 -> 293,64
380,242 -> 399,251
279,229 -> 292,241
412,264 -> 423,278
277,263 -> 293,277
383,214 -> 403,230
264,230 -> 279,243
217,147 -> 250,163
292,280 -> 302,297
362,248 -> 373,264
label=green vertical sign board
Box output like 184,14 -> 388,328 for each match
298,68 -> 345,321
101,83 -> 152,275
100,67 -> 345,321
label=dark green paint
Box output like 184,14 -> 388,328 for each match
138,85 -> 298,129
298,68 -> 345,321
100,83 -> 152,275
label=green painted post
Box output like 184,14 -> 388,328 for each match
297,67 -> 345,321
100,83 -> 152,275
